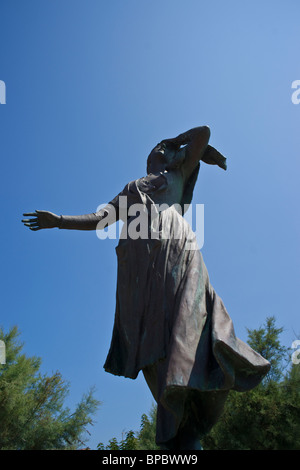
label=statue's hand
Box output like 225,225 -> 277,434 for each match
160,137 -> 181,150
22,210 -> 61,231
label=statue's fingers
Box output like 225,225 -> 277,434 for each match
23,212 -> 38,217
24,222 -> 39,228
22,218 -> 38,223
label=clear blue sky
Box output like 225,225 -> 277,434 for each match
0,0 -> 299,449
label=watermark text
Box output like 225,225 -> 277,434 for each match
0,80 -> 6,104
95,198 -> 204,250
291,80 -> 300,105
291,340 -> 300,365
0,340 -> 6,365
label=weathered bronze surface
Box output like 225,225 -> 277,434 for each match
22,126 -> 270,450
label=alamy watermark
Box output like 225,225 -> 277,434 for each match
0,80 -> 6,104
291,80 -> 300,105
0,340 -> 6,365
95,199 -> 204,250
291,340 -> 300,365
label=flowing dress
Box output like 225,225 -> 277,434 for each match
103,162 -> 270,445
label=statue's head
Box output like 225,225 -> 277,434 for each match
147,142 -> 177,174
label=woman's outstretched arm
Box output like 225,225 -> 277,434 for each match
22,204 -> 118,231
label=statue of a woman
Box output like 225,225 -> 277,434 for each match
22,126 -> 270,450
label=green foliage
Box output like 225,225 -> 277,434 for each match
246,316 -> 289,382
137,406 -> 159,450
97,433 -> 137,450
97,404 -> 159,450
0,326 -> 100,450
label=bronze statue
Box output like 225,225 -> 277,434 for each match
22,126 -> 270,450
